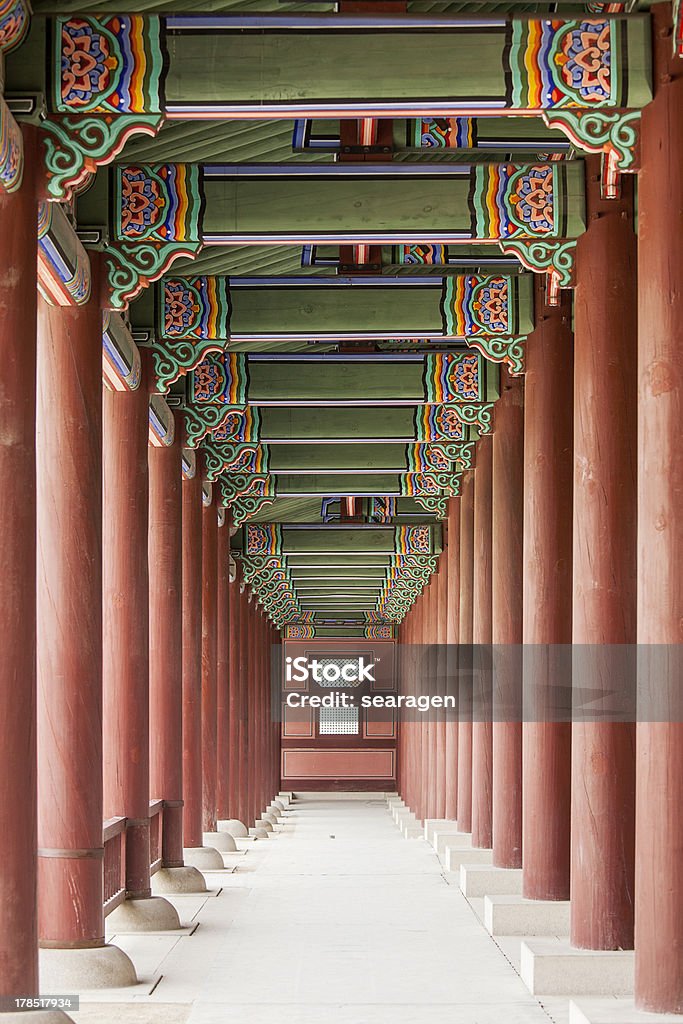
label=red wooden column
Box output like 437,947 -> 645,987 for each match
457,470 -> 475,833
216,512 -> 231,823
0,128 -> 39,999
472,435 -> 493,849
103,355 -> 179,928
201,485 -> 218,838
434,554 -> 448,819
522,280 -> 573,901
570,157 -> 637,949
181,456 -> 222,868
237,583 -> 250,827
419,585 -> 431,821
37,259 -> 135,982
445,498 -> 460,821
492,367 -> 524,868
226,567 -> 243,824
148,410 -> 205,892
425,580 -> 438,820
634,6 -> 683,1012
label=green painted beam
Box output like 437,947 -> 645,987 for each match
258,406 -> 477,442
278,525 -> 442,554
157,18 -> 650,111
266,443 -> 425,473
194,352 -> 498,403
159,275 -> 532,339
196,164 -> 585,241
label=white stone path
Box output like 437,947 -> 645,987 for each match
76,795 -> 557,1024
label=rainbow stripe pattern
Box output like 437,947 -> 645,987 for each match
423,353 -> 481,404
441,274 -> 513,337
246,524 -> 282,557
56,15 -> 164,114
395,526 -> 432,556
469,163 -> 558,239
116,164 -> 203,243
415,405 -> 467,443
193,352 -> 249,405
507,19 -> 616,109
161,276 -> 231,339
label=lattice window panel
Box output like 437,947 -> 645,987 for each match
319,706 -> 359,735
314,657 -> 365,688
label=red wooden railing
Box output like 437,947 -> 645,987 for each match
102,800 -> 167,916
103,816 -> 127,916
148,799 -> 164,876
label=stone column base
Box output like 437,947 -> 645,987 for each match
203,831 -> 237,852
151,866 -> 207,894
1,1010 -> 75,1024
520,940 -> 634,997
570,998 -> 683,1024
249,827 -> 270,839
106,896 -> 180,933
217,819 -> 248,838
39,943 -> 137,990
459,864 -> 522,898
484,895 -> 570,937
183,846 -> 225,870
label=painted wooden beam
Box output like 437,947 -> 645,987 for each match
47,14 -> 646,117
158,274 -> 533,340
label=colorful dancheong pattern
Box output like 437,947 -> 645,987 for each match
470,163 -> 560,239
423,353 -> 482,404
400,244 -> 447,265
0,96 -> 23,193
395,526 -> 432,556
246,524 -> 282,557
414,117 -> 474,148
116,164 -> 203,243
162,276 -> 231,339
0,0 -> 30,54
415,406 -> 467,442
212,407 -> 260,444
507,19 -> 615,108
441,275 -> 515,337
56,15 -> 165,113
193,353 -> 249,405
37,201 -> 92,307
102,311 -> 141,392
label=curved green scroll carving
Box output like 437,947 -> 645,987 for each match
500,239 -> 577,289
151,337 -> 224,394
451,402 -> 495,434
542,109 -> 640,173
106,240 -> 202,309
466,335 -> 526,376
413,496 -> 449,519
42,115 -> 163,202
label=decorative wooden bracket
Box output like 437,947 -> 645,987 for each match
151,337 -> 224,394
41,115 -> 163,203
542,109 -> 640,200
500,239 -> 577,308
105,241 -> 202,310
466,334 -> 526,376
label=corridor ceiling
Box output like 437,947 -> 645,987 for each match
3,0 -> 654,638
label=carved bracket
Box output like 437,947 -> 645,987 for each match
106,240 -> 202,310
542,109 -> 640,176
466,334 -> 526,376
151,337 -> 224,394
41,115 -> 163,203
